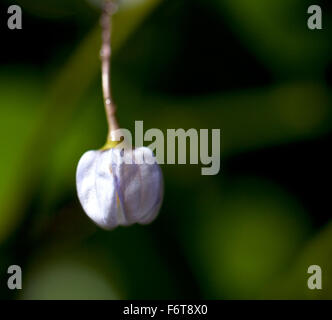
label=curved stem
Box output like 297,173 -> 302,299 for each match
101,0 -> 119,139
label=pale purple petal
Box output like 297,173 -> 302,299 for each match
76,147 -> 163,229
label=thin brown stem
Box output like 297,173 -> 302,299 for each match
100,0 -> 119,139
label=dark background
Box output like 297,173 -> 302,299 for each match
0,0 -> 331,299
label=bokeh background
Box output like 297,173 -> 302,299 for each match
0,0 -> 332,299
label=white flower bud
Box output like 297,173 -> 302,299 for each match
76,147 -> 163,230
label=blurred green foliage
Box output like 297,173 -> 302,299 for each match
0,0 -> 331,299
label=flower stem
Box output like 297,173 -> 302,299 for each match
100,0 -> 119,140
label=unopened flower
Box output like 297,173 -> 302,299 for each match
75,3 -> 163,229
76,146 -> 163,229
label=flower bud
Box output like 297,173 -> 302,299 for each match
76,147 -> 163,229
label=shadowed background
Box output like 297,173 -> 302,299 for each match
0,0 -> 331,299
